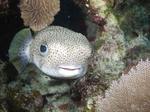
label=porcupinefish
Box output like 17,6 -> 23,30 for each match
9,26 -> 104,79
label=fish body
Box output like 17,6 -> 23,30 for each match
9,26 -> 94,79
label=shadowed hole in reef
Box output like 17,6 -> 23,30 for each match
52,0 -> 87,35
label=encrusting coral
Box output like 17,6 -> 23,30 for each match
74,0 -> 150,87
97,59 -> 150,112
0,61 -> 78,111
19,0 -> 60,31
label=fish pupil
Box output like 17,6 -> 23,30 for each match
40,44 -> 47,52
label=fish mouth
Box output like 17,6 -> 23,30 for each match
59,67 -> 81,71
58,65 -> 82,77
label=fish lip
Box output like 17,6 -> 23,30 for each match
58,65 -> 82,71
59,67 -> 81,71
57,65 -> 83,77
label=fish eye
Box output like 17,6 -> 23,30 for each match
39,44 -> 48,56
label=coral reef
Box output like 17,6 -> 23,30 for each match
72,0 -> 150,111
0,90 -> 43,111
74,0 -> 150,85
0,0 -> 9,15
70,73 -> 107,111
0,0 -> 20,16
19,0 -> 60,31
0,62 -> 78,111
97,59 -> 150,112
1,0 -> 150,111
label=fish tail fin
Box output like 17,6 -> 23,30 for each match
8,28 -> 33,74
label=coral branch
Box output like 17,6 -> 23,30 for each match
19,0 -> 60,31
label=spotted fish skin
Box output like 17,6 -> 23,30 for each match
9,26 -> 93,79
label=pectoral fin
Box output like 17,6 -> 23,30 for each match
8,28 -> 33,74
91,39 -> 105,52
